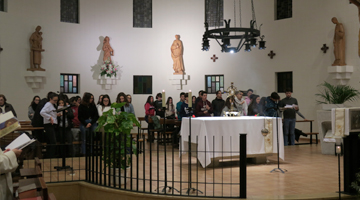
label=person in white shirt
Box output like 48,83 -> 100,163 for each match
40,92 -> 60,158
234,91 -> 248,116
97,94 -> 114,116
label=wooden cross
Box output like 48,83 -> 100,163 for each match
268,51 -> 276,59
211,54 -> 218,62
321,44 -> 329,53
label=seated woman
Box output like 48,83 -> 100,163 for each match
28,95 -> 40,120
116,92 -> 135,115
248,95 -> 264,116
221,96 -> 237,115
165,97 -> 175,119
0,94 -> 17,117
97,94 -> 113,116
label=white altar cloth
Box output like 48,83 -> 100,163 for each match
180,116 -> 285,167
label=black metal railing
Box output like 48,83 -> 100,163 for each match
85,131 -> 247,198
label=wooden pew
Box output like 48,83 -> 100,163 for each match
20,157 -> 42,179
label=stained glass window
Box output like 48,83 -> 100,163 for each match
61,0 -> 79,23
60,74 -> 79,94
205,0 -> 224,27
133,76 -> 152,94
133,0 -> 152,28
205,75 -> 224,94
276,0 -> 292,20
277,71 -> 292,93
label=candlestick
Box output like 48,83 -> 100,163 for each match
162,90 -> 166,107
188,90 -> 192,108
336,146 -> 341,154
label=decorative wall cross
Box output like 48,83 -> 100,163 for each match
321,44 -> 329,53
268,51 -> 276,59
211,54 -> 218,62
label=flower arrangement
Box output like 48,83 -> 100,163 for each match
100,60 -> 118,78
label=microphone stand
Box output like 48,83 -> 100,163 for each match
183,106 -> 203,195
54,105 -> 73,171
270,101 -> 287,173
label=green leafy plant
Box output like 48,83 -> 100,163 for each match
95,102 -> 140,169
351,169 -> 360,196
315,81 -> 360,104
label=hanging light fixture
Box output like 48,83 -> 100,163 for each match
201,0 -> 266,53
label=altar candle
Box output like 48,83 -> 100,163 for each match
162,90 -> 166,107
188,90 -> 192,108
336,146 -> 341,154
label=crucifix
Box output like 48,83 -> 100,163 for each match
321,44 -> 329,53
268,50 -> 276,59
211,54 -> 218,62
349,0 -> 360,56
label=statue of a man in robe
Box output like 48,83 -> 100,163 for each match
28,26 -> 45,71
171,35 -> 184,75
332,17 -> 346,66
102,36 -> 114,62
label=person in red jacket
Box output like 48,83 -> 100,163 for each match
144,96 -> 156,142
195,91 -> 213,117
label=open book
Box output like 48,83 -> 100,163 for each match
5,133 -> 36,150
0,111 -> 20,138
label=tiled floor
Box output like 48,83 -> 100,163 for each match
22,141 -> 352,199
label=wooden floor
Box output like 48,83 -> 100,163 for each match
22,140 -> 352,199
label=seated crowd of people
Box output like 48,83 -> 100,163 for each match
0,88 -> 305,158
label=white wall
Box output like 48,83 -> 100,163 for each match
0,0 -> 360,132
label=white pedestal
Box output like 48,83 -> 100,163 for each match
98,75 -> 118,90
327,65 -> 353,85
169,74 -> 190,90
317,110 -> 343,155
24,71 -> 46,89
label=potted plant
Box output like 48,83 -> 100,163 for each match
315,81 -> 360,110
95,102 -> 140,185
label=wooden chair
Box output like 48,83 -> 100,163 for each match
159,118 -> 181,145
147,117 -> 162,143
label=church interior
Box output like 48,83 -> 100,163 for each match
1,0 -> 360,199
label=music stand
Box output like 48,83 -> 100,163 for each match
270,103 -> 287,173
54,105 -> 73,171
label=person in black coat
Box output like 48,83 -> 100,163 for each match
211,90 -> 225,116
0,94 -> 17,117
78,92 -> 99,155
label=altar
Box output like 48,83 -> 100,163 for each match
180,116 -> 285,168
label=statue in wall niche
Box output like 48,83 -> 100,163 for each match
28,26 -> 45,71
171,35 -> 184,75
102,36 -> 114,62
331,17 -> 346,66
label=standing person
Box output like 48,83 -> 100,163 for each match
154,93 -> 164,118
180,93 -> 192,119
194,90 -> 203,116
97,95 -> 113,116
244,89 -> 253,105
176,92 -> 185,120
0,148 -> 22,200
165,97 -> 175,118
116,92 -> 135,115
0,94 -> 17,117
57,99 -> 74,157
279,89 -> 299,146
234,91 -> 248,116
195,91 -> 213,117
192,96 -> 196,106
40,92 -> 60,158
212,90 -> 225,116
264,92 -> 280,117
69,97 -> 81,127
248,95 -> 264,116
78,92 -> 99,155
127,94 -> 132,104
28,95 -> 40,120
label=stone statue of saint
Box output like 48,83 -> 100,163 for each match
171,35 -> 184,75
332,17 -> 346,66
28,26 -> 45,71
102,36 -> 114,62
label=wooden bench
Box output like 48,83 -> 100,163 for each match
20,157 -> 42,179
295,120 -> 319,145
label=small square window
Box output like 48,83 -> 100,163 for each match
276,0 -> 292,20
60,74 -> 79,94
61,0 -> 79,24
133,76 -> 152,94
276,71 -> 292,93
205,75 -> 224,94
